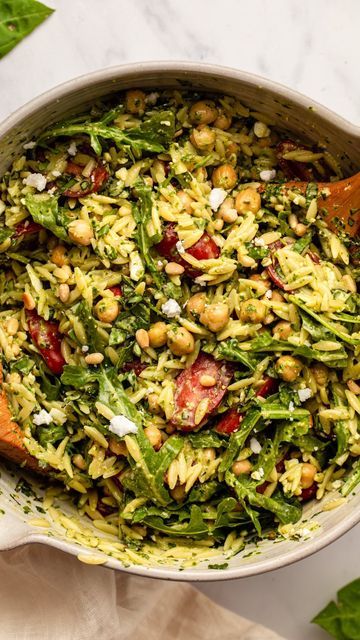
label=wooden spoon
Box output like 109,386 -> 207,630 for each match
281,172 -> 360,237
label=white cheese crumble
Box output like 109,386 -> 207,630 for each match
251,467 -> 264,480
23,173 -> 47,192
250,437 -> 262,454
175,240 -> 185,254
109,415 -> 138,438
161,298 -> 181,318
23,141 -> 36,150
51,169 -> 61,178
254,237 -> 266,247
209,188 -> 227,211
259,169 -> 276,182
67,142 -> 77,156
81,345 -> 89,353
33,409 -> 53,426
298,388 -> 312,402
265,290 -> 273,299
288,401 -> 295,412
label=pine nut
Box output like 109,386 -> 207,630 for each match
347,380 -> 360,395
22,292 -> 36,310
72,454 -> 86,470
85,352 -> 104,365
135,328 -> 149,349
59,283 -> 70,303
295,223 -> 308,237
6,317 -> 19,336
165,262 -> 185,276
199,374 -> 216,387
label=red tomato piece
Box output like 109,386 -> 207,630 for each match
26,310 -> 65,375
215,407 -> 243,435
63,165 -> 108,198
256,377 -> 278,398
15,221 -> 43,237
108,286 -> 122,297
256,482 -> 269,494
266,265 -> 287,291
155,223 -> 220,278
122,360 -> 147,376
276,140 -> 313,181
300,482 -> 318,502
171,353 -> 234,431
66,162 -> 83,176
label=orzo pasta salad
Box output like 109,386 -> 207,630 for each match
0,89 -> 359,564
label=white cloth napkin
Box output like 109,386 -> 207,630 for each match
0,545 -> 286,640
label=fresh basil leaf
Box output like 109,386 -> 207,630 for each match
25,194 -> 68,241
312,578 -> 360,640
0,0 -> 54,59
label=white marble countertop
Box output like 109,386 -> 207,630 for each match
1,1 -> 359,638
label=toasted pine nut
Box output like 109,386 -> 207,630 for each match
22,292 -> 35,310
72,454 -> 86,470
85,352 -> 104,365
295,223 -> 308,237
135,328 -> 150,349
347,380 -> 360,395
165,262 -> 185,276
199,374 -> 216,387
59,283 -> 70,303
6,317 -> 19,336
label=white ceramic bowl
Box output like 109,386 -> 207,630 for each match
1,62 -> 359,580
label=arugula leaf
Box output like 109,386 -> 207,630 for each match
188,480 -> 219,503
97,367 -> 141,426
76,301 -> 105,353
133,184 -> 164,288
259,402 -> 309,421
10,355 -> 34,374
121,430 -> 183,506
219,408 -> 262,472
293,344 -> 348,368
0,0 -> 54,59
248,332 -> 293,353
187,431 -> 224,449
289,296 -> 360,346
341,460 -> 360,497
61,365 -> 97,387
292,231 -> 312,254
312,578 -> 360,639
216,339 -> 259,371
38,110 -> 175,155
140,505 -> 209,537
25,194 -> 68,241
37,423 -> 66,448
226,472 -> 302,525
0,227 -> 13,243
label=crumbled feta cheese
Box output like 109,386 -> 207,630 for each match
67,142 -> 77,156
47,187 -> 56,195
109,415 -> 138,438
49,408 -> 67,425
259,169 -> 276,182
81,345 -> 89,353
250,437 -> 262,454
175,240 -> 185,254
194,278 -> 206,286
209,188 -> 227,211
251,467 -> 265,480
23,173 -> 47,192
33,409 -> 53,426
288,401 -> 295,412
51,170 -> 61,177
23,141 -> 36,150
254,237 -> 266,247
161,299 -> 181,318
265,290 -> 272,299
146,92 -> 159,105
160,120 -> 171,126
298,388 -> 312,403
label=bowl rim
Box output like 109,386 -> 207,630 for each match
1,60 -> 359,581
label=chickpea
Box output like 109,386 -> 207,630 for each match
109,438 -> 127,456
295,223 -> 308,237
272,320 -> 292,340
200,303 -> 230,333
301,463 -> 317,489
125,89 -> 146,114
235,188 -> 261,214
170,484 -> 186,502
187,292 -> 206,318
177,190 -> 194,213
167,326 -> 195,356
218,197 -> 238,224
147,393 -> 162,414
189,100 -> 218,125
240,299 -> 267,324
212,164 -> 237,190
148,321 -> 168,348
94,297 -> 119,323
271,291 -> 284,303
144,425 -> 162,450
190,126 -> 216,150
214,112 -> 232,130
68,219 -> 93,246
311,363 -> 329,387
232,460 -> 252,476
276,355 -> 303,382
51,245 -> 68,266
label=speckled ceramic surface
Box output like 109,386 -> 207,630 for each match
0,62 -> 359,580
